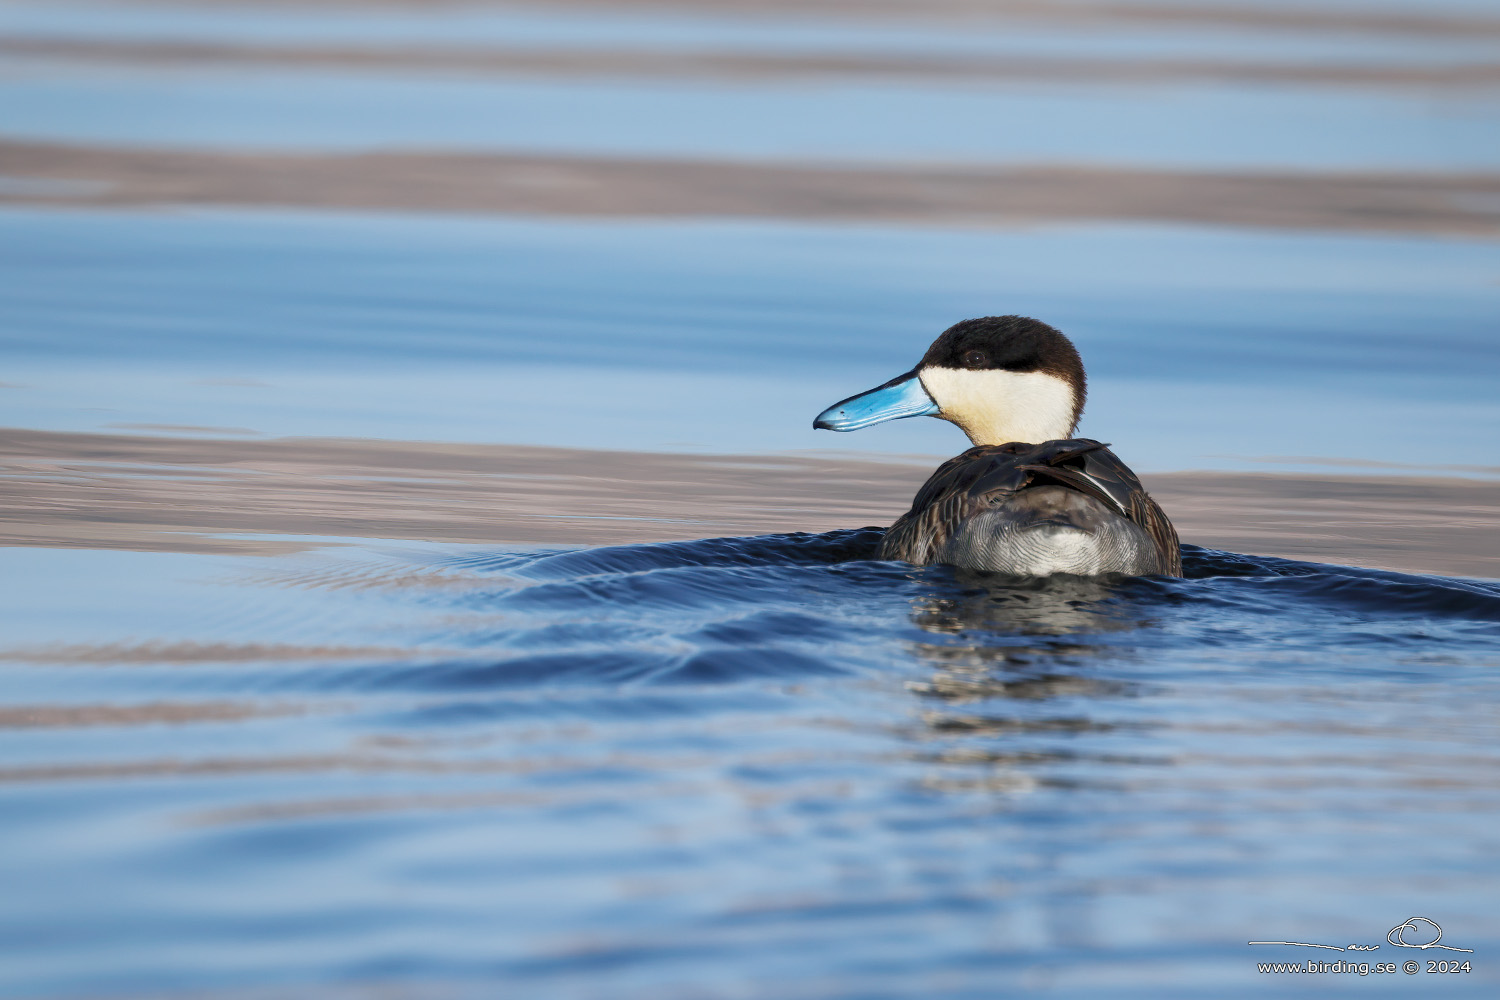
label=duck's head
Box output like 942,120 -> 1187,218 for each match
814,316 -> 1086,447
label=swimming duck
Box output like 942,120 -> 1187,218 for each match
814,315 -> 1181,577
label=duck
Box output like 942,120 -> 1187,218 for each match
813,315 -> 1181,577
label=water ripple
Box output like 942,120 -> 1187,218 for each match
3,530 -> 1498,998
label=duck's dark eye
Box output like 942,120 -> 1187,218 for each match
963,349 -> 987,368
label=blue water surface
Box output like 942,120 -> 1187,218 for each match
2,210 -> 1496,473
2,0 -> 1498,995
7,0 -> 1499,66
1,532 -> 1497,998
7,68 -> 1499,171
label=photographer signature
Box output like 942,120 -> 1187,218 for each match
1248,917 -> 1473,953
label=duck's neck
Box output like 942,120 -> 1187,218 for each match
917,368 -> 1080,446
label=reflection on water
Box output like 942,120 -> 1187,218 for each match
4,531 -> 1498,997
904,572 -> 1151,795
909,572 -> 1137,682
906,573 -> 1141,706
911,571 -> 1139,639
2,0 -> 1499,996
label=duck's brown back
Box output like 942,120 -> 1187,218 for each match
879,438 -> 1182,577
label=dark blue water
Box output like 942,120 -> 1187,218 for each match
2,533 -> 1498,997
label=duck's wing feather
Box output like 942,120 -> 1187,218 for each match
879,438 -> 1182,576
879,444 -> 1031,564
1019,441 -> 1182,576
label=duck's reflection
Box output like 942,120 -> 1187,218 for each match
901,570 -> 1160,794
911,569 -> 1136,639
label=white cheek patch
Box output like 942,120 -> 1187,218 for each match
918,367 -> 1077,446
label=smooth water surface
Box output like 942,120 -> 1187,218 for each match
6,0 -> 1499,62
5,0 -> 1498,169
2,210 -> 1497,473
7,68 -> 1500,171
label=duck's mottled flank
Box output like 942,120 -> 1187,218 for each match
881,439 -> 1182,577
